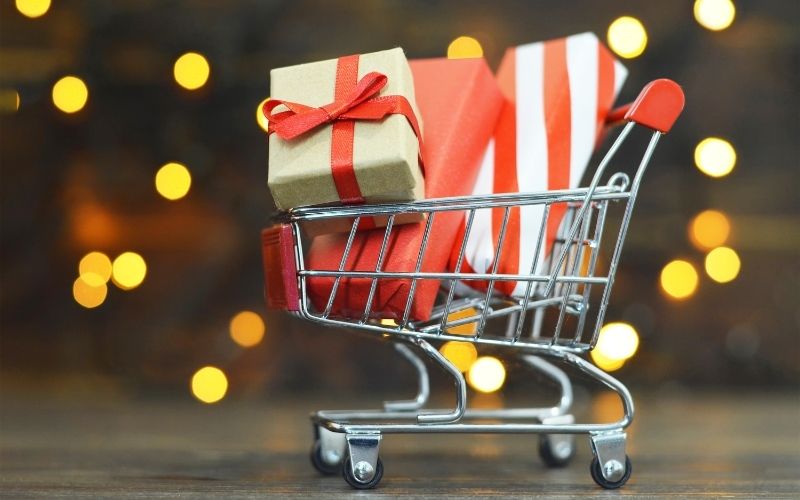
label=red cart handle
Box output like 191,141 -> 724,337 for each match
607,79 -> 685,134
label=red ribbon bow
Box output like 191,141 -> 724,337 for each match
262,55 -> 424,205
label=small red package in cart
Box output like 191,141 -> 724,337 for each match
304,57 -> 503,320
451,32 -> 628,296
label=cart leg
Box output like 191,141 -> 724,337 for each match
383,341 -> 430,412
343,433 -> 383,490
589,431 -> 631,489
521,355 -> 577,467
411,337 -> 467,424
310,424 -> 347,475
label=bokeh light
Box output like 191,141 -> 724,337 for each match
467,356 -> 506,393
191,366 -> 228,404
447,36 -> 483,59
15,0 -> 50,18
705,246 -> 741,283
155,162 -> 192,200
660,260 -> 699,299
440,341 -> 478,373
72,276 -> 108,309
173,52 -> 210,90
0,89 -> 20,113
446,307 -> 478,335
229,310 -> 266,348
111,252 -> 147,290
694,137 -> 736,178
607,16 -> 648,59
694,0 -> 736,31
79,252 -> 112,284
689,209 -> 731,250
591,322 -> 640,372
256,98 -> 270,132
52,76 -> 88,114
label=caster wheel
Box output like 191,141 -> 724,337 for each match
342,455 -> 384,490
539,435 -> 576,468
310,441 -> 341,476
590,455 -> 632,489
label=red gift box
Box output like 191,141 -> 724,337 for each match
305,57 -> 503,321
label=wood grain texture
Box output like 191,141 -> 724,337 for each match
1,393 -> 798,498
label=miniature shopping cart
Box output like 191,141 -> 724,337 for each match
263,79 -> 684,490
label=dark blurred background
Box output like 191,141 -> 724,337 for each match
1,0 -> 798,406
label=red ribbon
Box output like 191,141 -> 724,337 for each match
263,55 -> 423,204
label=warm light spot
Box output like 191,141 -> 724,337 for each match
467,356 -> 506,393
607,16 -> 648,59
155,162 -> 192,200
256,98 -> 270,132
79,252 -> 112,284
0,89 -> 20,113
174,52 -> 210,90
440,341 -> 478,373
590,351 -> 627,372
52,76 -> 88,114
689,209 -> 731,250
112,252 -> 147,290
72,275 -> 108,309
694,0 -> 736,31
446,307 -> 478,335
705,246 -> 741,283
15,0 -> 50,18
591,322 -> 639,369
380,318 -> 397,327
447,36 -> 484,59
660,260 -> 699,300
694,137 -> 736,178
191,366 -> 228,404
229,310 -> 266,348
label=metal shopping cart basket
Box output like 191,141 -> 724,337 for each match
263,79 -> 684,490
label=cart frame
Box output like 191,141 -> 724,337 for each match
269,79 -> 684,490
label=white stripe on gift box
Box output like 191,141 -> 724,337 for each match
465,138 -> 496,274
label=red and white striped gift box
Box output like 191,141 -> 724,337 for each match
450,32 -> 628,296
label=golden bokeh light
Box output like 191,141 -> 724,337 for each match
15,0 -> 50,18
79,251 -> 112,284
591,322 -> 640,371
694,137 -> 736,178
256,98 -> 270,132
446,307 -> 478,335
467,356 -> 506,394
155,162 -> 192,200
440,341 -> 478,373
607,16 -> 648,59
229,310 -> 266,348
191,366 -> 228,404
660,260 -> 699,300
174,52 -> 210,90
112,252 -> 147,290
447,36 -> 484,59
590,351 -> 627,372
52,76 -> 89,114
705,246 -> 741,283
0,89 -> 20,113
694,0 -> 736,31
689,209 -> 731,250
72,276 -> 108,309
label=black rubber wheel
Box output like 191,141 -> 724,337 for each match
590,455 -> 632,489
310,441 -> 341,476
538,435 -> 576,468
342,455 -> 384,490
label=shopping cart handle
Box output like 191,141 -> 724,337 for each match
607,79 -> 685,134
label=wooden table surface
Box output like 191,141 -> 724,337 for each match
1,392 -> 798,498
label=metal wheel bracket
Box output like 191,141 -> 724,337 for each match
346,433 -> 382,483
542,414 -> 575,460
318,426 -> 347,467
590,432 -> 628,482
